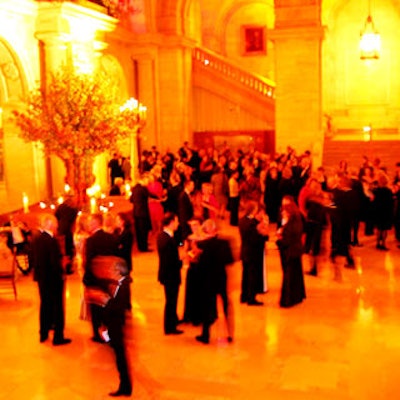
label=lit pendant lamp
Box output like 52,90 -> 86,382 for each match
359,0 -> 380,60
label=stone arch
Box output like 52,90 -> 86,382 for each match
99,53 -> 128,100
0,37 -> 29,183
209,0 -> 273,55
0,37 -> 28,104
157,0 -> 200,38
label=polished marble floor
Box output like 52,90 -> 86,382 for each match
2,222 -> 400,400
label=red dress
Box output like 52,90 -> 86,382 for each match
147,181 -> 165,232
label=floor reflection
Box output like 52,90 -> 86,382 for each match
2,223 -> 400,399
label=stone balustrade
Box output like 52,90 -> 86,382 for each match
193,47 -> 275,99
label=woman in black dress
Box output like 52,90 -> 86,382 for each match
373,173 -> 394,250
264,165 -> 281,223
277,195 -> 306,308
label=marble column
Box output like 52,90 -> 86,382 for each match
271,0 -> 324,166
156,42 -> 193,150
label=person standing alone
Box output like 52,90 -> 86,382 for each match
32,214 -> 72,345
157,212 -> 184,335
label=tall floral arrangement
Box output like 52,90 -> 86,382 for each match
13,68 -> 139,206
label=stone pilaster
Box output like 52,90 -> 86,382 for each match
271,0 -> 324,166
156,39 -> 194,150
35,1 -> 116,73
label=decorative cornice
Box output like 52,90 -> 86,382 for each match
0,0 -> 37,17
36,1 -> 117,33
269,25 -> 325,41
109,26 -> 196,50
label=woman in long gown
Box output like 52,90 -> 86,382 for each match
148,167 -> 166,236
372,173 -> 394,250
264,165 -> 281,223
277,195 -> 306,308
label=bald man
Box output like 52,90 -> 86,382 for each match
32,214 -> 71,345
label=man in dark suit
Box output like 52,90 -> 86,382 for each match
31,214 -> 71,345
103,274 -> 132,397
195,219 -> 234,344
55,196 -> 78,274
178,180 -> 195,244
130,175 -> 152,252
83,213 -> 119,342
239,201 -> 269,306
330,174 -> 355,278
157,212 -> 183,335
108,153 -> 123,185
89,257 -> 132,397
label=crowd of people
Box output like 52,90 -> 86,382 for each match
5,140 -> 400,397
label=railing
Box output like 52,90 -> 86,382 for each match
193,47 -> 275,99
77,0 -> 142,19
36,0 -> 119,17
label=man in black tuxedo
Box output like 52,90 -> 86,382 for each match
31,214 -> 71,345
130,175 -> 152,252
108,153 -> 123,185
83,213 -> 119,342
55,196 -> 78,274
330,174 -> 355,279
196,219 -> 234,344
178,180 -> 195,244
103,274 -> 132,397
157,212 -> 183,335
239,201 -> 269,306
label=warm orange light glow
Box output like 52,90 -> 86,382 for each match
22,193 -> 29,214
363,125 -> 372,141
120,98 -> 147,129
360,15 -> 380,60
90,197 -> 97,214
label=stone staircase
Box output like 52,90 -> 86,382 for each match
323,136 -> 400,172
192,47 -> 275,124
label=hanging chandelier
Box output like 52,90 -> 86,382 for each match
359,0 -> 380,60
